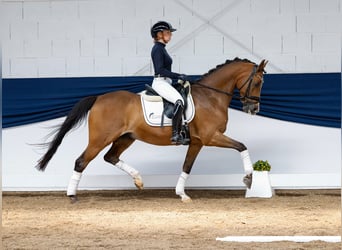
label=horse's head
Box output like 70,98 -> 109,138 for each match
237,59 -> 268,115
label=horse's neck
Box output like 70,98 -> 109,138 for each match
202,64 -> 240,91
198,64 -> 240,98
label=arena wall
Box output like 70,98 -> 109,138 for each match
1,0 -> 341,190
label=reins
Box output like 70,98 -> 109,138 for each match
193,64 -> 259,102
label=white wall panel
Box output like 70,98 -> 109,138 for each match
66,57 -> 95,76
81,39 -> 108,57
2,0 -> 341,77
122,17 -> 151,37
2,110 -> 340,191
224,34 -> 252,55
253,34 -> 282,54
2,39 -> 24,58
135,0 -> 164,18
50,1 -> 79,20
309,0 -> 340,13
279,0 -> 310,14
23,1 -> 50,21
78,0 -> 112,20
262,54 -> 296,72
10,58 -> 38,77
94,19 -> 123,38
282,33 -> 311,54
192,0 -> 223,18
52,40 -> 80,57
195,35 -> 223,56
2,58 -> 11,77
164,0 -> 192,18
296,14 -> 327,33
0,2 -> 23,21
38,21 -> 67,40
137,35 -> 155,57
312,33 -> 341,53
250,0 -> 280,14
123,57 -> 150,75
94,57 -> 122,76
24,39 -> 51,57
109,37 -> 137,57
37,58 -> 66,77
10,21 -> 38,40
296,54 -> 341,72
326,14 -> 342,32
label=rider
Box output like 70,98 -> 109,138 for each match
150,21 -> 189,145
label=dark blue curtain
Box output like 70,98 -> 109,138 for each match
2,73 -> 341,128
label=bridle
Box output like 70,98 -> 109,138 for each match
194,65 -> 261,103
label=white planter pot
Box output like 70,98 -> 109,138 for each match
245,171 -> 274,198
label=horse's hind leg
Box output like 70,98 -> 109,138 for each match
103,133 -> 143,190
67,143 -> 106,203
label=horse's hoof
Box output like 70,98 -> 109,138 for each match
181,196 -> 192,203
243,173 -> 253,189
177,193 -> 192,203
69,195 -> 78,204
134,176 -> 144,190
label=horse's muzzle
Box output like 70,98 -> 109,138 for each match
243,102 -> 260,115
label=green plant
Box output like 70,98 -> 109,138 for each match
253,160 -> 271,171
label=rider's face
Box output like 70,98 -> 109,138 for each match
157,30 -> 172,44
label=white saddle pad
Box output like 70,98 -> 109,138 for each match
140,92 -> 195,127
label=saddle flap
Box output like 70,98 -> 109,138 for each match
140,94 -> 195,127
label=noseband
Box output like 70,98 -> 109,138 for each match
194,65 -> 261,102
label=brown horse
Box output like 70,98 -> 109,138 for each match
36,57 -> 268,202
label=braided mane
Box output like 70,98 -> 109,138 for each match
195,57 -> 256,83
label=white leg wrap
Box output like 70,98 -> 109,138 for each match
67,171 -> 82,196
240,150 -> 253,174
115,160 -> 139,178
176,172 -> 191,201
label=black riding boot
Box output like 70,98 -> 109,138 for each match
171,100 -> 184,145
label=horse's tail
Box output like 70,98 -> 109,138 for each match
36,96 -> 97,171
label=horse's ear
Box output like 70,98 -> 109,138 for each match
257,59 -> 268,73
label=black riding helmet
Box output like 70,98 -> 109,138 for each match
150,21 -> 177,38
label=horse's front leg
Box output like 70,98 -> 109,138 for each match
207,131 -> 253,189
176,141 -> 203,202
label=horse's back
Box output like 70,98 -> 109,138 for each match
98,90 -> 139,103
89,90 -> 141,124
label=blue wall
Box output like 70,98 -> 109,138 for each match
3,73 -> 341,128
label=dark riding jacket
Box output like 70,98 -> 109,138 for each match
151,42 -> 180,79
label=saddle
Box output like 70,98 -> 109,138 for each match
144,81 -> 190,120
140,81 -> 195,127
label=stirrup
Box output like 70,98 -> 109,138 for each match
171,134 -> 184,145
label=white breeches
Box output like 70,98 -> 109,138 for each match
152,77 -> 184,105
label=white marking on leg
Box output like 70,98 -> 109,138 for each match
115,160 -> 143,189
176,172 -> 191,202
67,171 -> 82,196
240,150 -> 253,174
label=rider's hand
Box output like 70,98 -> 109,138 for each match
178,74 -> 189,82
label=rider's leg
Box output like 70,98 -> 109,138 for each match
171,99 -> 184,144
152,78 -> 185,144
151,78 -> 184,105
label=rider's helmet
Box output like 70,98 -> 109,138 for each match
150,21 -> 177,38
